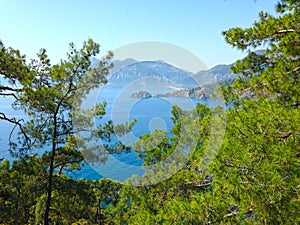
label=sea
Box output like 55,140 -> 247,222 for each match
0,80 -> 223,181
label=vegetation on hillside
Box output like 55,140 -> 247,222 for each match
0,0 -> 299,224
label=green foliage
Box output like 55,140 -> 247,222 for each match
209,0 -> 300,223
0,156 -> 47,224
97,1 -> 300,224
0,38 -> 137,224
222,0 -> 299,107
0,155 -> 114,224
0,40 -> 31,144
99,103 -> 215,224
0,38 -> 114,224
0,40 -> 28,83
132,129 -> 172,166
0,0 -> 299,224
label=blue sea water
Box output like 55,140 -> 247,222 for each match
77,82 -> 213,181
0,96 -> 26,159
0,83 -> 217,181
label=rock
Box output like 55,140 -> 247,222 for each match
156,86 -> 208,99
131,91 -> 152,99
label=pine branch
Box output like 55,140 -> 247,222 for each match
0,112 -> 31,147
224,210 -> 238,218
0,85 -> 23,92
276,29 -> 295,34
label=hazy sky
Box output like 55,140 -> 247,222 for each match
0,0 -> 276,69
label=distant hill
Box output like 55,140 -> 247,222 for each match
90,57 -> 241,98
191,63 -> 237,85
110,58 -> 138,74
108,60 -> 197,87
99,58 -> 239,86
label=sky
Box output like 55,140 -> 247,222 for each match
0,0 -> 277,70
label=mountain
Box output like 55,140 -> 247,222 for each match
107,59 -> 239,86
110,58 -> 138,74
191,63 -> 237,85
90,57 -> 240,98
91,57 -> 237,85
108,60 -> 197,87
90,57 -> 138,74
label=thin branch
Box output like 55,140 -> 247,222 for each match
292,66 -> 300,73
224,210 -> 238,218
0,92 -> 18,99
275,29 -> 295,34
53,159 -> 82,170
0,112 -> 31,146
0,85 -> 23,92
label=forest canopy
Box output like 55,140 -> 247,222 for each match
0,0 -> 299,224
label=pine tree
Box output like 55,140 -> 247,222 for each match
13,39 -> 113,225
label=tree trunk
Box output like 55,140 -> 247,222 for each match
43,114 -> 57,225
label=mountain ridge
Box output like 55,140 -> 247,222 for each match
90,57 -> 238,98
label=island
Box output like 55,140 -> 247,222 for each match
131,91 -> 152,99
156,86 -> 208,99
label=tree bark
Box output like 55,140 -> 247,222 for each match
43,114 -> 57,225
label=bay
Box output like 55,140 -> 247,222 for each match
0,84 -> 213,181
